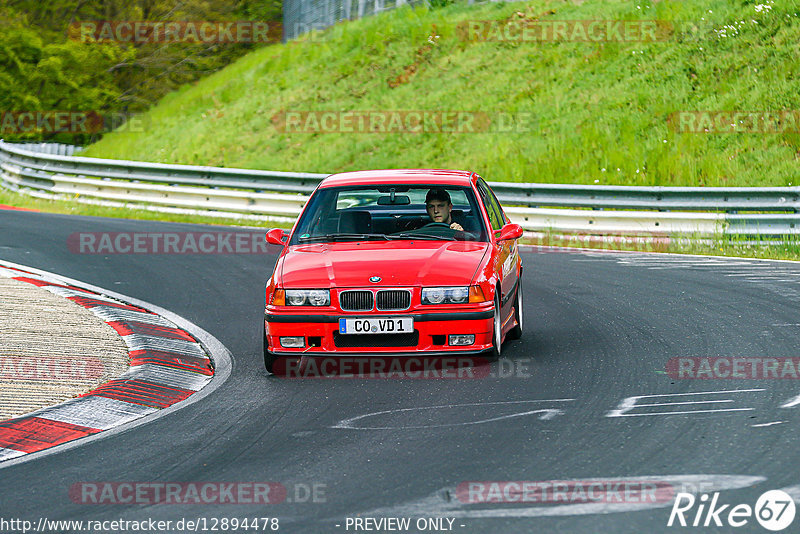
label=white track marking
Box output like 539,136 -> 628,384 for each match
123,364 -> 212,391
88,306 -> 176,327
612,389 -> 765,399
0,266 -> 40,279
32,396 -> 158,430
779,484 -> 800,504
332,399 -> 574,430
44,286 -> 121,302
609,408 -> 754,417
742,278 -> 800,282
121,334 -> 207,358
635,400 -> 734,407
780,394 -> 800,408
726,273 -> 797,277
603,254 -> 800,301
606,389 -> 764,418
0,447 -> 25,461
336,409 -> 567,430
751,421 -> 785,427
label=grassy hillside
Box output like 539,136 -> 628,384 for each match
84,0 -> 800,187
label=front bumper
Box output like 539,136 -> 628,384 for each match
264,308 -> 494,355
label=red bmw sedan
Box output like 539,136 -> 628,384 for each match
263,169 -> 523,374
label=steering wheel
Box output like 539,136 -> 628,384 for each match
422,222 -> 452,228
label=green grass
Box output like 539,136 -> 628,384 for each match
523,230 -> 800,260
82,0 -> 800,187
670,234 -> 800,260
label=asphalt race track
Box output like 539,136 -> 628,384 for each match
2,209 -> 800,533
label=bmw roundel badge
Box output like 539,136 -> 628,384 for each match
369,276 -> 381,283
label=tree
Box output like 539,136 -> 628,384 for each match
0,0 -> 283,142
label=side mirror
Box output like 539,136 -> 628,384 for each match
265,228 -> 288,246
496,223 -> 523,242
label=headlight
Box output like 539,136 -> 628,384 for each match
285,289 -> 330,306
422,286 -> 470,305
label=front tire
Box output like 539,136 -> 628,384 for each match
490,292 -> 502,360
263,330 -> 286,374
508,285 -> 523,340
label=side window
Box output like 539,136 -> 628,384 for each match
487,186 -> 507,226
477,180 -> 504,231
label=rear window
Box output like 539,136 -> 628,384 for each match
335,188 -> 471,210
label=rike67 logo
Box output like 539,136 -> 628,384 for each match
668,490 -> 795,531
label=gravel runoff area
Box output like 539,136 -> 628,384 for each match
0,277 -> 129,420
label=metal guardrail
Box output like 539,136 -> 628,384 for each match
2,140 -> 800,235
0,141 -> 320,222
492,182 -> 800,213
283,0 -> 427,41
282,0 -> 521,41
13,142 -> 84,156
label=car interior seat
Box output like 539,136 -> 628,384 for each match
338,210 -> 372,233
451,208 -> 476,232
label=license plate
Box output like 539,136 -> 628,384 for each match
339,317 -> 414,334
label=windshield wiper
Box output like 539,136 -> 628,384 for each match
388,233 -> 455,241
298,233 -> 390,243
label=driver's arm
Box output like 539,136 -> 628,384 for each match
449,222 -> 463,231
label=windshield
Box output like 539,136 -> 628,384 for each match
289,184 -> 489,245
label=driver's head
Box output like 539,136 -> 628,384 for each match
425,188 -> 453,224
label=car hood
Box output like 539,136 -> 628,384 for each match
280,241 -> 489,288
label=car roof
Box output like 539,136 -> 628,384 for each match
319,169 -> 477,188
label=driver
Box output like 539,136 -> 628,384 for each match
425,188 -> 463,231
